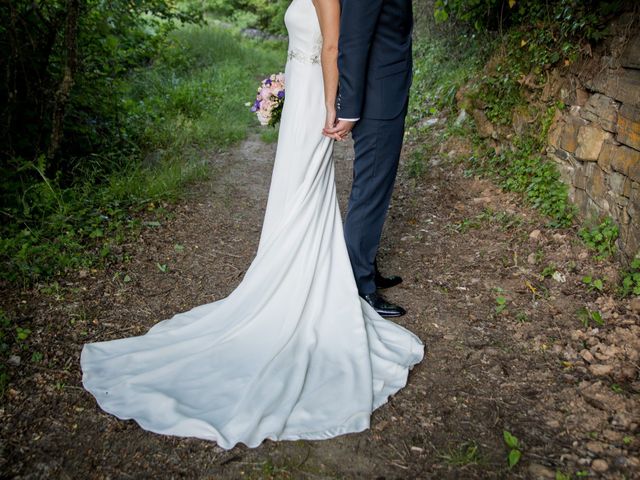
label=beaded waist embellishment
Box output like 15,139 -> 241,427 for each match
287,47 -> 321,65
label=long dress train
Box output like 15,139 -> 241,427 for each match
80,0 -> 424,450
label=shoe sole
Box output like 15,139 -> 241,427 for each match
376,311 -> 406,318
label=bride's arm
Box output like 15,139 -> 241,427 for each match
312,0 -> 341,140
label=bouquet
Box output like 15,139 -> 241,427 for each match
250,73 -> 285,126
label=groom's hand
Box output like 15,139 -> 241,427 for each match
323,119 -> 356,142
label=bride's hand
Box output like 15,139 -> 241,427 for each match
323,108 -> 342,141
324,118 -> 355,142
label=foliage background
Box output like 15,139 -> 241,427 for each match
183,0 -> 290,34
0,0 -> 634,286
409,0 -> 631,230
0,0 -> 286,286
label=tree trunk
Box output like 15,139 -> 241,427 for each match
47,0 -> 80,163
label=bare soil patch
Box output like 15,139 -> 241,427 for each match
1,127 -> 638,479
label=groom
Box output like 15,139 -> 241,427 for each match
324,0 -> 413,318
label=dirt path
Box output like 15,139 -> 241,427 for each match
1,126 -> 639,479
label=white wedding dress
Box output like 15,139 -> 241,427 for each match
80,0 -> 424,450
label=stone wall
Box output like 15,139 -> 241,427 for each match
545,13 -> 640,261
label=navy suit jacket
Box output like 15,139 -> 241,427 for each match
336,0 -> 413,120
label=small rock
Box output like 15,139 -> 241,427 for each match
627,456 -> 640,468
529,229 -> 542,240
454,109 -> 467,126
571,329 -> 585,341
603,429 -> 624,442
418,117 -> 439,128
586,336 -> 600,347
580,349 -> 594,363
561,453 -> 579,463
8,355 -> 21,366
373,419 -> 389,431
630,297 -> 640,313
591,459 -> 608,472
616,365 -> 637,382
613,456 -> 629,468
602,345 -> 620,357
471,109 -> 495,138
527,253 -> 537,265
593,351 -> 612,361
528,463 -> 555,479
612,413 -> 633,429
589,364 -> 613,376
586,441 -> 606,454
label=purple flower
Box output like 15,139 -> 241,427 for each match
250,99 -> 261,112
264,78 -> 272,86
277,90 -> 285,99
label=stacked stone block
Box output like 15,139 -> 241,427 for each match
546,27 -> 640,261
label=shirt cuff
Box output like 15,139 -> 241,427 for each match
338,117 -> 360,122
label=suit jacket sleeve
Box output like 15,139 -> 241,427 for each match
337,0 -> 384,119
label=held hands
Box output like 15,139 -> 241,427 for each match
322,108 -> 355,141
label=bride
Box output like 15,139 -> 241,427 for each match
81,0 -> 424,450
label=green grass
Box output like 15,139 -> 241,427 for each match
471,135 -> 576,228
260,127 -> 280,144
0,24 -> 286,286
437,441 -> 485,466
406,144 -> 431,178
407,24 -> 575,230
127,25 -> 285,151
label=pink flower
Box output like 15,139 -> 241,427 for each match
270,81 -> 283,95
260,98 -> 274,112
259,87 -> 272,100
257,110 -> 271,125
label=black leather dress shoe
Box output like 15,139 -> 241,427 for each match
373,258 -> 402,290
361,292 -> 406,317
375,270 -> 403,290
